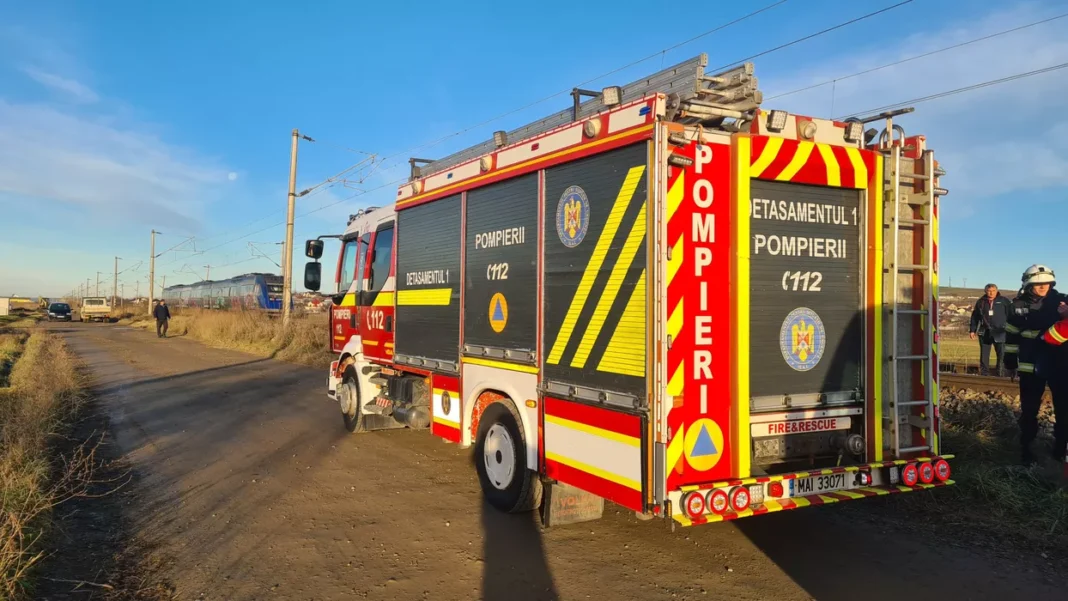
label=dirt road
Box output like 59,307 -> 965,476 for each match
52,322 -> 1060,601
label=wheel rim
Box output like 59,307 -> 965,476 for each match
338,382 -> 356,417
483,423 -> 516,490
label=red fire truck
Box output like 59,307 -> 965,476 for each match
303,54 -> 952,526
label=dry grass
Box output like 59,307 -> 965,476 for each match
0,328 -> 88,599
920,388 -> 1068,548
120,309 -> 332,367
939,332 -> 981,366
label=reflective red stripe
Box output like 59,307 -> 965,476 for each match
1043,319 -> 1068,345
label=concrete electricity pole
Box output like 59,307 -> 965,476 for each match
204,264 -> 211,280
85,278 -> 90,300
113,257 -> 121,309
281,128 -> 303,328
282,128 -> 301,327
96,272 -> 102,296
279,241 -> 286,278
149,230 -> 157,314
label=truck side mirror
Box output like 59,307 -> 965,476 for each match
304,262 -> 322,292
305,239 -> 324,260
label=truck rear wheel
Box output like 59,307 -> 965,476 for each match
474,401 -> 541,513
339,366 -> 365,433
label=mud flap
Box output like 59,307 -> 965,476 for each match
539,481 -> 604,527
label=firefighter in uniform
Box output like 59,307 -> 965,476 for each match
1039,300 -> 1068,461
1004,264 -> 1065,463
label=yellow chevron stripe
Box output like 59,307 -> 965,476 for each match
666,170 -> 685,221
666,234 -> 683,285
572,200 -> 647,368
372,292 -> 395,306
750,136 -> 783,177
667,362 -> 684,397
776,141 -> 814,181
545,451 -> 641,491
666,430 -> 684,472
816,144 -> 841,187
791,496 -> 812,508
547,166 -> 645,364
545,414 -> 640,447
397,288 -> 452,306
845,146 -> 868,188
667,298 -> 684,339
597,270 -> 646,377
339,292 -> 356,307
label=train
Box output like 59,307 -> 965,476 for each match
161,273 -> 286,311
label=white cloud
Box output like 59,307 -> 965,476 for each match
0,100 -> 233,233
762,3 -> 1068,203
20,66 -> 99,103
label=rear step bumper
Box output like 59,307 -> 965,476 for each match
671,455 -> 954,527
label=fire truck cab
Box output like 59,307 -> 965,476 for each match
304,53 -> 952,526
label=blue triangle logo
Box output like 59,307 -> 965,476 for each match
492,299 -> 504,322
691,425 -> 718,458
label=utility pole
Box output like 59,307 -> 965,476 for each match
203,264 -> 211,280
135,280 -> 140,299
149,230 -> 157,314
85,278 -> 90,299
113,257 -> 121,309
96,272 -> 102,296
280,241 -> 286,278
120,283 -> 125,308
161,275 -> 166,296
283,128 -> 301,327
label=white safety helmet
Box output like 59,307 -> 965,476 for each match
1021,264 -> 1056,287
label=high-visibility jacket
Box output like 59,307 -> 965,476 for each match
1044,318 -> 1068,346
1004,288 -> 1063,375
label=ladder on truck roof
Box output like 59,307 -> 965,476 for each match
408,54 -> 763,180
872,108 -> 948,457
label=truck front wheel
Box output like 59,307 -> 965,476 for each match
474,402 -> 541,513
338,366 -> 365,433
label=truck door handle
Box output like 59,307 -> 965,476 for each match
350,314 -> 357,328
386,315 -> 393,332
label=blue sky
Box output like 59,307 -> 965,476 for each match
1,0 -> 1066,297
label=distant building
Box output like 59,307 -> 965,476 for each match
0,297 -> 9,316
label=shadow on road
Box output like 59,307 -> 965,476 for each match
479,500 -> 559,600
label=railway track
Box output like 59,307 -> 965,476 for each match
938,362 -> 1019,395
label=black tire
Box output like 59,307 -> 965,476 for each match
474,401 -> 542,513
339,366 -> 365,434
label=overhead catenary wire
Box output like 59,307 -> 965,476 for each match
838,61 -> 1068,119
713,0 -> 916,71
155,1 -> 927,272
768,11 -> 1068,101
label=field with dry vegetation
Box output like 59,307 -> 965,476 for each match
119,308 -> 332,367
0,328 -> 88,598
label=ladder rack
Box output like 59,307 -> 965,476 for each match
409,54 -> 763,180
880,115 -> 945,458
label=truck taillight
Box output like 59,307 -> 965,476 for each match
901,463 -> 920,487
729,486 -> 750,512
933,459 -> 951,482
706,489 -> 729,514
855,471 -> 873,486
918,462 -> 936,484
683,492 -> 705,518
767,481 -> 784,498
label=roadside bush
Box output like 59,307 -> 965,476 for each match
120,309 -> 331,367
0,330 -> 86,598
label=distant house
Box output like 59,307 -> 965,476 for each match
0,297 -> 9,316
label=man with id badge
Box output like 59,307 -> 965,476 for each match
970,283 -> 1012,376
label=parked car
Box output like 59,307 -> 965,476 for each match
80,297 -> 111,322
47,302 -> 73,321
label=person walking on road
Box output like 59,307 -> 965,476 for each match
154,298 -> 171,338
1004,264 -> 1065,464
969,283 -> 1012,375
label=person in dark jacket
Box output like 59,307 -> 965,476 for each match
153,299 -> 171,338
969,283 -> 1012,375
1004,264 -> 1065,463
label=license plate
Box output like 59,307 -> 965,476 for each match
790,473 -> 852,496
